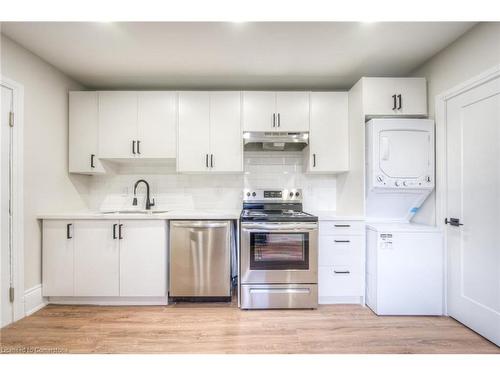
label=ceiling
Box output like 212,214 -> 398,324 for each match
1,22 -> 475,89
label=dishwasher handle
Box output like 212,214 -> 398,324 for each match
171,221 -> 229,229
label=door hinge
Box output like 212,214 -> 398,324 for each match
9,287 -> 14,302
9,111 -> 14,127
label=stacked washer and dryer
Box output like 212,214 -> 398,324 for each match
365,118 -> 444,316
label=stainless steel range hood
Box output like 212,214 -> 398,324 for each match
243,131 -> 309,151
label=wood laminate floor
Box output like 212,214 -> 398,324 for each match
1,302 -> 499,354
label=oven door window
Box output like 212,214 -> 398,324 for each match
249,232 -> 309,270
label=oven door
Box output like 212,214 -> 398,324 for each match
240,222 -> 318,284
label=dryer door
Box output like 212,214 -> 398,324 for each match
379,129 -> 431,179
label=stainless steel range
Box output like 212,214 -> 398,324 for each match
240,189 -> 318,309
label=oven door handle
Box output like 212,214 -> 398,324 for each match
242,223 -> 318,231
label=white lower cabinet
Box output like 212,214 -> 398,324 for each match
42,219 -> 167,300
119,220 -> 167,296
317,220 -> 366,304
74,220 -> 120,296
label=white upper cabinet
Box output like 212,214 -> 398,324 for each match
137,92 -> 177,159
361,77 -> 427,117
98,91 -> 177,159
209,92 -> 243,172
275,92 -> 310,131
243,91 -> 310,132
99,91 -> 138,159
177,92 -> 211,172
69,92 -> 105,174
178,91 -> 243,173
306,92 -> 349,173
242,92 -> 276,131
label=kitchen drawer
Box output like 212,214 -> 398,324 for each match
318,265 -> 364,297
319,221 -> 365,236
319,235 -> 364,266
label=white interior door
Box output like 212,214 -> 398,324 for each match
1,85 -> 13,327
446,74 -> 500,346
209,92 -> 243,172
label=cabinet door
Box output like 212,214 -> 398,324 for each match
308,92 -> 348,173
177,92 -> 210,172
69,92 -> 105,174
276,92 -> 310,131
362,77 -> 427,116
119,220 -> 167,296
98,91 -> 138,158
74,220 -> 119,296
137,91 -> 177,159
209,92 -> 243,172
242,91 -> 276,131
42,221 -> 74,296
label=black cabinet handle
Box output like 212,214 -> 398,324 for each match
392,94 -> 397,110
277,113 -> 280,127
119,224 -> 123,239
113,224 -> 117,239
334,270 -> 350,274
445,218 -> 463,227
313,154 -> 316,167
272,113 -> 276,127
66,223 -> 72,239
205,154 -> 209,168
397,94 -> 402,110
334,224 -> 351,228
334,240 -> 351,243
137,140 -> 141,154
210,154 -> 214,168
132,140 -> 136,155
90,154 -> 95,168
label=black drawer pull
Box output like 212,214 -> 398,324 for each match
334,270 -> 350,274
113,224 -> 117,239
119,224 -> 123,239
66,223 -> 72,239
334,224 -> 351,228
334,240 -> 351,243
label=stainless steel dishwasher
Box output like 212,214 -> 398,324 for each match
169,221 -> 232,301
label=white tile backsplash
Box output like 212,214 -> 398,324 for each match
87,152 -> 336,212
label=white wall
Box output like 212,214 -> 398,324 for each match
88,153 -> 337,213
0,34 -> 89,290
411,22 -> 500,225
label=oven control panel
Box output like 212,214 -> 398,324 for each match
243,189 -> 302,202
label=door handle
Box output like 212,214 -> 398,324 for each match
132,140 -> 136,155
206,154 -> 209,168
313,153 -> 316,167
334,240 -> 351,243
334,270 -> 350,274
210,154 -> 214,168
90,154 -> 95,168
66,223 -> 72,239
273,113 -> 276,127
119,224 -> 123,239
136,140 -> 141,155
397,94 -> 402,110
277,113 -> 280,127
445,218 -> 463,227
113,224 -> 117,239
392,94 -> 397,110
334,224 -> 351,228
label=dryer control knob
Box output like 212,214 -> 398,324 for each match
403,181 -> 407,186
425,176 -> 431,183
394,181 -> 400,187
376,175 -> 384,183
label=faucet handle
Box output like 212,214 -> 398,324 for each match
132,197 -> 138,206
150,198 -> 155,207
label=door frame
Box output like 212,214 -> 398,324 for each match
435,64 -> 500,316
0,75 -> 24,324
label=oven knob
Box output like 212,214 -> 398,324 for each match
252,192 -> 256,197
289,192 -> 294,198
295,191 -> 300,197
246,192 -> 251,197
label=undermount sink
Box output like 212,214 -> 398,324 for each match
101,210 -> 169,215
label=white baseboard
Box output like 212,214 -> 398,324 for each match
48,296 -> 169,306
319,295 -> 364,305
24,284 -> 48,316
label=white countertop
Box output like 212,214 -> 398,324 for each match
38,209 -> 241,220
308,210 -> 365,221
